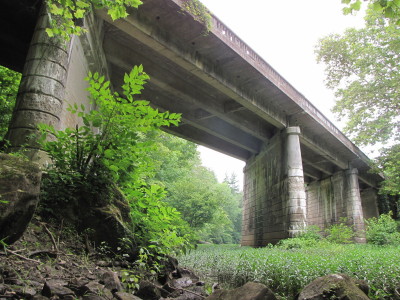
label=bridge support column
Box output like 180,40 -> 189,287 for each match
5,5 -> 71,161
345,168 -> 366,243
241,126 -> 307,246
285,127 -> 307,237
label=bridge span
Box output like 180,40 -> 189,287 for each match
2,0 -> 382,245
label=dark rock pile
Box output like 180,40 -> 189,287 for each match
0,223 -> 208,300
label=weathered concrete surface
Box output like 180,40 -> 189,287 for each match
242,127 -> 307,246
361,188 -> 379,220
306,169 -> 368,242
5,6 -> 70,161
285,127 -> 307,237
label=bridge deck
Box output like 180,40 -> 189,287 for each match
0,0 -> 382,188
98,0 -> 381,188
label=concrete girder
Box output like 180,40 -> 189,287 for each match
164,124 -> 252,160
303,170 -> 321,181
302,158 -> 333,176
140,84 -> 262,154
96,8 -> 287,130
300,134 -> 380,188
103,37 -> 272,144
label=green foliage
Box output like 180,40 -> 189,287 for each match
39,65 -> 195,257
147,132 -> 200,185
165,166 -> 220,229
181,0 -> 212,33
325,218 -> 355,244
39,65 -> 180,187
45,0 -> 142,40
278,237 -> 317,250
365,212 -> 400,245
316,18 -> 400,146
342,0 -> 400,25
278,225 -> 322,249
372,145 -> 400,195
316,14 -> 400,194
125,183 -> 195,256
297,225 -> 323,241
147,133 -> 243,244
0,66 -> 21,141
179,243 -> 400,299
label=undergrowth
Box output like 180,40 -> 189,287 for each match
178,243 -> 400,299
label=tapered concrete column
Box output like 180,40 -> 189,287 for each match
5,5 -> 71,161
345,168 -> 366,243
286,127 -> 307,237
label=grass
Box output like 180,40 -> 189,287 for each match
178,243 -> 400,299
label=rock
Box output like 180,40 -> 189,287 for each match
68,277 -> 90,295
0,153 -> 42,244
158,256 -> 179,285
77,185 -> 136,255
136,280 -> 167,300
102,270 -> 123,292
171,268 -> 199,289
114,291 -> 143,300
32,295 -> 50,300
205,282 -> 277,300
173,286 -> 207,300
298,273 -> 369,300
82,281 -> 113,299
82,295 -> 108,300
42,279 -> 75,298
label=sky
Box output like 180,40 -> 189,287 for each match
197,0 -> 366,189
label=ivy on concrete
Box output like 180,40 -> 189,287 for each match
181,0 -> 212,33
45,0 -> 142,40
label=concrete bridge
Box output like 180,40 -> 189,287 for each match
2,0 -> 382,245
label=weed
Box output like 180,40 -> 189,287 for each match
179,244 -> 400,299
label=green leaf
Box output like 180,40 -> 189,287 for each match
104,149 -> 114,158
46,28 -> 55,37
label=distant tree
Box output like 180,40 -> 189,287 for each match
223,173 -> 241,194
316,14 -> 400,195
147,132 -> 200,185
342,0 -> 400,25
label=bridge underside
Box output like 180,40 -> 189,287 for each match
2,0 -> 382,245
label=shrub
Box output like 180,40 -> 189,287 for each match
38,66 -> 194,257
297,225 -> 322,240
278,225 -> 322,249
325,218 -> 354,244
365,212 -> 400,245
278,237 -> 318,249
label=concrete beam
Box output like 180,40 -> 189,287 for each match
97,8 -> 287,129
224,101 -> 246,113
141,86 -> 262,154
300,134 -> 348,170
302,158 -> 333,176
164,124 -> 251,160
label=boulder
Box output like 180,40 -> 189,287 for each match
115,292 -> 143,300
0,153 -> 42,244
42,279 -> 74,298
101,270 -> 123,292
205,282 -> 277,300
73,183 -> 137,256
298,273 -> 369,300
136,280 -> 169,300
